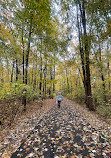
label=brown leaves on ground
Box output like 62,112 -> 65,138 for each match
11,98 -> 111,157
65,98 -> 111,142
0,97 -> 111,157
0,98 -> 55,157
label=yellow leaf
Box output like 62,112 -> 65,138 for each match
59,136 -> 62,139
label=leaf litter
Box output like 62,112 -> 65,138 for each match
0,98 -> 111,157
0,99 -> 54,157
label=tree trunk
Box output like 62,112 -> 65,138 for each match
22,27 -> 25,84
11,61 -> 15,83
107,62 -> 110,90
45,76 -> 47,97
6,55 -> 9,82
78,0 -> 94,110
70,71 -> 72,94
1,64 -> 4,83
44,66 -> 47,98
99,44 -> 106,100
44,48 -> 47,97
33,50 -> 38,90
31,62 -> 34,85
66,68 -> 69,93
39,38 -> 43,97
53,65 -> 55,94
43,72 -> 45,97
43,67 -> 47,98
107,44 -> 110,91
83,1 -> 94,110
76,2 -> 87,103
22,89 -> 27,111
15,52 -> 19,81
25,15 -> 33,84
52,52 -> 56,94
49,65 -> 53,98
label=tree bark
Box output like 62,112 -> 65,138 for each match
33,50 -> 38,90
107,62 -> 110,90
70,71 -> 72,94
31,62 -> 34,85
49,65 -> 53,98
53,52 -> 56,94
22,26 -> 25,84
39,38 -> 43,97
6,55 -> 9,82
43,66 -> 47,98
66,68 -> 70,93
99,44 -> 106,100
15,52 -> 19,81
53,65 -> 55,94
11,61 -> 15,83
76,2 -> 87,103
25,15 -> 33,84
78,0 -> 94,110
44,47 -> 47,97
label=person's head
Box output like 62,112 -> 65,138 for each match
59,92 -> 61,95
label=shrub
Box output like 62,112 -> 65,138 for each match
0,83 -> 39,102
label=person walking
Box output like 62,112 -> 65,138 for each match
56,92 -> 62,108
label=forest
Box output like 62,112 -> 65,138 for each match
0,0 -> 111,127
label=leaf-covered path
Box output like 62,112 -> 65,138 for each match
10,99 -> 111,158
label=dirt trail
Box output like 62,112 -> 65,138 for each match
9,98 -> 111,158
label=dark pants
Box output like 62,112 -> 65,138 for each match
58,101 -> 61,108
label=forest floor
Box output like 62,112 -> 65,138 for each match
0,98 -> 111,158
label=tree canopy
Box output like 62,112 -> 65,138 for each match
0,0 -> 111,115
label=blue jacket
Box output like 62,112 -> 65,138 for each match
56,94 -> 62,101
